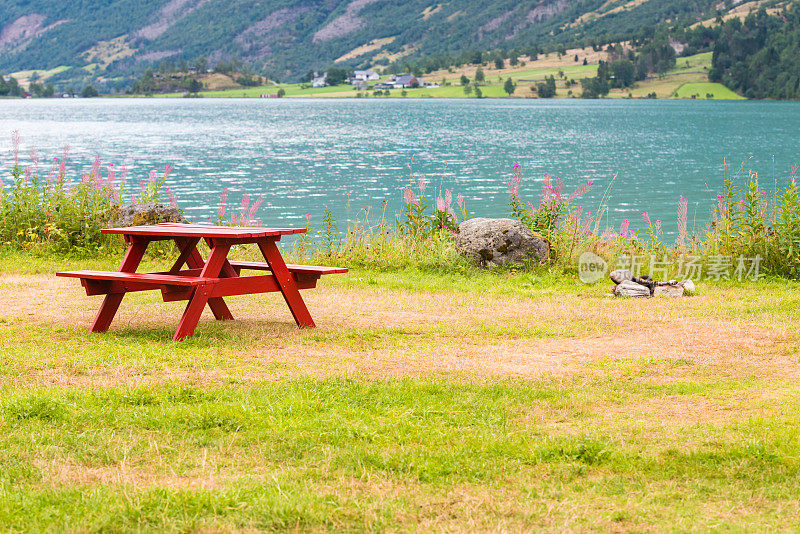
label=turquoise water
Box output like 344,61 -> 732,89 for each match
1,98 -> 798,235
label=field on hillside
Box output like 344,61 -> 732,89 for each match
169,49 -> 720,101
1,250 -> 799,531
674,82 -> 745,100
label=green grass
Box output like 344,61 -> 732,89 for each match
1,249 -> 800,530
8,65 -> 72,81
674,82 -> 745,100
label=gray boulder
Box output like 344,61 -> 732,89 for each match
654,285 -> 685,297
113,202 -> 188,227
455,218 -> 549,267
613,280 -> 651,298
610,269 -> 633,284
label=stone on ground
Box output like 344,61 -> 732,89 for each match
455,218 -> 549,267
113,202 -> 188,227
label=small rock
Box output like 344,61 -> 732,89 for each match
113,202 -> 188,227
609,269 -> 633,284
654,285 -> 685,298
613,280 -> 651,298
680,279 -> 696,294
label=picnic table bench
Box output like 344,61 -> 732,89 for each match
57,223 -> 347,341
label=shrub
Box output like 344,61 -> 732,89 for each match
0,131 -> 172,254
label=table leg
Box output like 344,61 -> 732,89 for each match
174,285 -> 211,341
173,238 -> 234,321
91,239 -> 148,333
256,238 -> 315,328
172,241 -> 232,341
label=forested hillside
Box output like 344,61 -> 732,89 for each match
710,4 -> 800,99
0,0 -> 728,89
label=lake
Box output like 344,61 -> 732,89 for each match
1,97 -> 797,236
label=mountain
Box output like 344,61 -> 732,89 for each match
0,0 -> 759,88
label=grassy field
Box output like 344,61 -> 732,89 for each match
674,82 -> 746,100
1,249 -> 799,530
153,51 -> 725,101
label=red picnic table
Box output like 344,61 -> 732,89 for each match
57,223 -> 347,341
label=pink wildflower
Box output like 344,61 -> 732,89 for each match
24,166 -> 31,182
59,145 -> 68,178
29,148 -> 39,176
247,197 -> 265,224
541,172 -> 552,201
436,196 -> 446,212
620,219 -> 630,237
456,192 -> 464,208
642,212 -> 652,229
403,186 -> 418,206
444,189 -> 452,207
567,180 -> 594,202
507,165 -> 523,200
677,196 -> 688,245
217,188 -> 229,220
149,170 -> 157,185
107,164 -> 116,189
418,176 -> 426,193
11,130 -> 19,169
552,178 -> 564,201
91,156 -> 101,188
448,207 -> 457,220
581,212 -> 593,235
305,213 -> 312,222
239,193 -> 250,225
164,164 -> 173,179
165,187 -> 178,208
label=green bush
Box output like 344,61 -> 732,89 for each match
0,131 -> 172,255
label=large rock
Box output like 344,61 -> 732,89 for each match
455,218 -> 549,267
613,280 -> 651,298
113,202 -> 188,227
610,269 -> 633,284
654,285 -> 685,297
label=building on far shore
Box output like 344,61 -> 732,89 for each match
390,74 -> 426,88
311,72 -> 327,87
353,70 -> 379,82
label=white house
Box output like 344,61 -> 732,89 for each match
311,72 -> 327,87
353,70 -> 380,82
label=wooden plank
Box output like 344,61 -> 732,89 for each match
102,223 -> 306,239
91,240 -> 148,333
228,260 -> 348,275
57,270 -> 207,286
174,285 -> 211,341
256,238 -> 315,328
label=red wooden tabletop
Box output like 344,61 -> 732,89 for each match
102,223 -> 306,239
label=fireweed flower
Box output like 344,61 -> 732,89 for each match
444,189 -> 452,207
642,212 -> 652,228
165,187 -> 178,207
59,145 -> 69,178
456,192 -> 464,208
677,196 -> 688,245
29,148 -> 39,176
403,186 -> 418,206
217,188 -> 229,220
11,130 -> 19,169
436,196 -> 446,212
418,176 -> 426,193
620,219 -> 630,237
247,197 -> 265,225
305,213 -> 311,222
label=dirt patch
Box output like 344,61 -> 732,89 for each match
1,273 -> 796,385
313,0 -> 381,43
